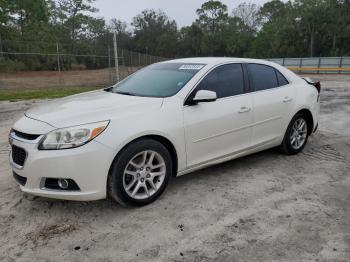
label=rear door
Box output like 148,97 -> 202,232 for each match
247,63 -> 295,147
183,63 -> 253,167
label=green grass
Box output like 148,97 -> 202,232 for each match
0,86 -> 100,101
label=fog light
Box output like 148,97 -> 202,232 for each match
44,178 -> 80,191
58,179 -> 69,189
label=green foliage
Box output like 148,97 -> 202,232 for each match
0,0 -> 349,73
132,9 -> 178,57
0,59 -> 25,72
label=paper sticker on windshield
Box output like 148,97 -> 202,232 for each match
179,64 -> 204,70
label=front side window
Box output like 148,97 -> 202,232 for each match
109,63 -> 205,97
247,64 -> 278,91
196,63 -> 244,99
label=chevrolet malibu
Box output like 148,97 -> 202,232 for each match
9,58 -> 321,206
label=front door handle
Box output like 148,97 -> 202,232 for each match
238,106 -> 251,113
283,96 -> 293,103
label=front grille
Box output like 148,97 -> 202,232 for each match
13,172 -> 27,186
12,129 -> 40,140
12,145 -> 27,166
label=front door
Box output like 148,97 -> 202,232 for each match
183,63 -> 253,167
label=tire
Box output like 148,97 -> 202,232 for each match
107,138 -> 172,207
280,113 -> 310,155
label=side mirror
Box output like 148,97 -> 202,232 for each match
192,90 -> 217,104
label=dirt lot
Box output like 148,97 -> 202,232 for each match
0,67 -> 139,90
0,75 -> 349,262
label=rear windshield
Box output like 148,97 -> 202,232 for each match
109,63 -> 206,97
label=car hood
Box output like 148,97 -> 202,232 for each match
25,90 -> 164,128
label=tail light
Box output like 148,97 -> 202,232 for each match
303,78 -> 321,93
314,81 -> 321,93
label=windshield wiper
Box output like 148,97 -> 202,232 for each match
115,91 -> 137,96
104,86 -> 113,92
104,87 -> 138,96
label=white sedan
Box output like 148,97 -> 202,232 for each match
9,58 -> 320,206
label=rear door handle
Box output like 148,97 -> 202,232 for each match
238,106 -> 251,113
283,96 -> 293,103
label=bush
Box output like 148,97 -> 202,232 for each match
0,59 -> 26,72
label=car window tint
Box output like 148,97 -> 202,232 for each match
276,70 -> 289,86
196,64 -> 244,98
247,64 -> 278,91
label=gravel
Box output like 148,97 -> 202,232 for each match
0,75 -> 349,262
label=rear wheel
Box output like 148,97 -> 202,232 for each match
281,113 -> 309,155
107,139 -> 172,206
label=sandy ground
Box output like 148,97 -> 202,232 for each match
0,75 -> 349,262
0,67 -> 139,90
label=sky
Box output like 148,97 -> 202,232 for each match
91,0 -> 270,28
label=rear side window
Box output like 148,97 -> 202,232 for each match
196,64 -> 244,98
276,70 -> 289,86
247,64 -> 278,91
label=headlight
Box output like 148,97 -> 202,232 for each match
38,121 -> 109,150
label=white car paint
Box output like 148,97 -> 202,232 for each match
9,57 -> 320,201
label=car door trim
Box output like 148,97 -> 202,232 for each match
192,115 -> 281,144
178,136 -> 280,176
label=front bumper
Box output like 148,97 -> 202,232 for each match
9,135 -> 115,201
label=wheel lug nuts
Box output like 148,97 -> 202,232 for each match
146,174 -> 150,178
141,178 -> 144,182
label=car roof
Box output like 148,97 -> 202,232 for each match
162,57 -> 274,66
161,57 -> 302,84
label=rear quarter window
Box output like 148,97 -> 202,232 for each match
276,70 -> 289,86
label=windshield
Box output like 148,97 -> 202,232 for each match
109,63 -> 206,97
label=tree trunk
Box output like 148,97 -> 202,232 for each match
310,31 -> 314,57
332,33 -> 337,53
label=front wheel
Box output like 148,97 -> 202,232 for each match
107,139 -> 172,207
281,113 -> 309,155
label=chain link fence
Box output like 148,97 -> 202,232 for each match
1,38 -> 349,92
0,38 -> 167,90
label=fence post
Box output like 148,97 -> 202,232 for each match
317,57 -> 321,74
56,42 -> 61,73
113,32 -> 120,82
282,57 -> 285,66
299,58 -> 303,74
121,49 -> 126,78
108,44 -> 112,85
138,53 -> 141,68
0,34 -> 3,60
339,56 -> 343,74
130,51 -> 133,68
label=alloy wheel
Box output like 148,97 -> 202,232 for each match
290,118 -> 308,150
123,150 -> 166,200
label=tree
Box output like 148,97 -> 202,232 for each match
0,0 -> 350,72
196,0 -> 229,32
109,19 -> 132,49
295,0 -> 327,57
232,3 -> 261,33
178,24 -> 203,57
132,9 -> 178,57
57,0 -> 98,42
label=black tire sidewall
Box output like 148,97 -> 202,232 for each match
107,139 -> 172,207
282,113 -> 309,155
